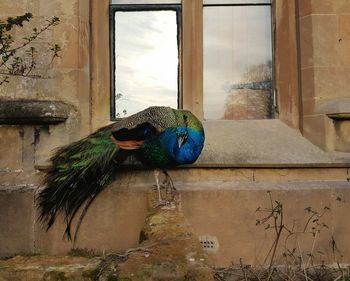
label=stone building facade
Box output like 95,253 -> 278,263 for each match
0,0 -> 350,266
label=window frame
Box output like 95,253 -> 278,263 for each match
109,3 -> 182,120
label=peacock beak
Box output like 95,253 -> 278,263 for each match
177,134 -> 187,148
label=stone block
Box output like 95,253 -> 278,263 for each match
26,0 -> 40,15
336,0 -> 350,14
300,67 -> 315,110
302,98 -> 317,116
337,38 -> 350,66
0,100 -> 71,125
316,97 -> 350,116
78,0 -> 90,22
78,20 -> 90,69
53,16 -> 80,69
0,255 -> 100,281
39,0 -> 79,16
339,15 -> 350,40
314,67 -> 350,99
274,0 -> 299,129
299,15 -> 314,68
311,15 -> 339,67
333,120 -> 350,152
298,0 -> 336,17
0,0 -> 27,16
302,115 -> 327,150
0,187 -> 35,257
35,186 -> 149,255
77,69 -> 91,135
253,168 -> 350,182
0,126 -> 23,170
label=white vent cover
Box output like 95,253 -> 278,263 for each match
198,235 -> 219,253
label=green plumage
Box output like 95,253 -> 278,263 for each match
38,124 -> 119,239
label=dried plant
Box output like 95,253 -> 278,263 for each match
214,191 -> 349,281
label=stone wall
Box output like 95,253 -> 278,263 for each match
298,0 -> 350,151
0,0 -> 91,185
0,0 -> 350,266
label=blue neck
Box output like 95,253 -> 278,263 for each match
160,127 -> 204,165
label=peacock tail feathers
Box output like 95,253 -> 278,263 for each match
37,124 -> 119,240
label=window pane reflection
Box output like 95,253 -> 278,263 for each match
114,10 -> 178,118
203,6 -> 273,120
204,0 -> 271,4
112,0 -> 181,3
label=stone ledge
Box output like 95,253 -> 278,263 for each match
0,99 -> 72,125
316,97 -> 350,119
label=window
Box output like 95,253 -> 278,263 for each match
109,0 -> 273,120
110,1 -> 181,119
203,0 -> 273,120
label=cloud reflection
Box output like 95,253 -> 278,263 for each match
203,5 -> 273,120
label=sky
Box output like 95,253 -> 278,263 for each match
114,10 -> 178,117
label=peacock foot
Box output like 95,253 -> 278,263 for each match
152,169 -> 178,208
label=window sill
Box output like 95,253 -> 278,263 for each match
193,119 -> 350,167
34,119 -> 350,171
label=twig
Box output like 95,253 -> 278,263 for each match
213,272 -> 226,281
266,204 -> 284,280
294,270 -> 315,281
239,258 -> 248,281
0,71 -> 48,79
247,267 -> 262,281
6,18 -> 59,53
306,231 -> 318,267
297,239 -> 310,281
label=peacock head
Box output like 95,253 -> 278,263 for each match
167,109 -> 205,165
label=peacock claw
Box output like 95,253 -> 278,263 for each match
154,199 -> 176,209
153,169 -> 177,203
154,200 -> 168,207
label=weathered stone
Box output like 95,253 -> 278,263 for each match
0,100 -> 72,125
0,255 -> 100,281
0,191 -> 213,281
316,98 -> 350,116
0,186 -> 35,258
114,191 -> 213,281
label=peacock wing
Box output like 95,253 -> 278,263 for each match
110,106 -> 177,150
110,106 -> 176,134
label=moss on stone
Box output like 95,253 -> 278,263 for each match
82,267 -> 102,280
42,271 -> 67,281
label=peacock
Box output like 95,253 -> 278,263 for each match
37,106 -> 205,241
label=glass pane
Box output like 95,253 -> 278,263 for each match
112,0 -> 180,3
114,10 -> 178,117
203,6 -> 273,120
204,0 -> 271,4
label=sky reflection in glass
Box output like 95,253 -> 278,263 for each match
203,6 -> 273,120
114,11 -> 178,117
